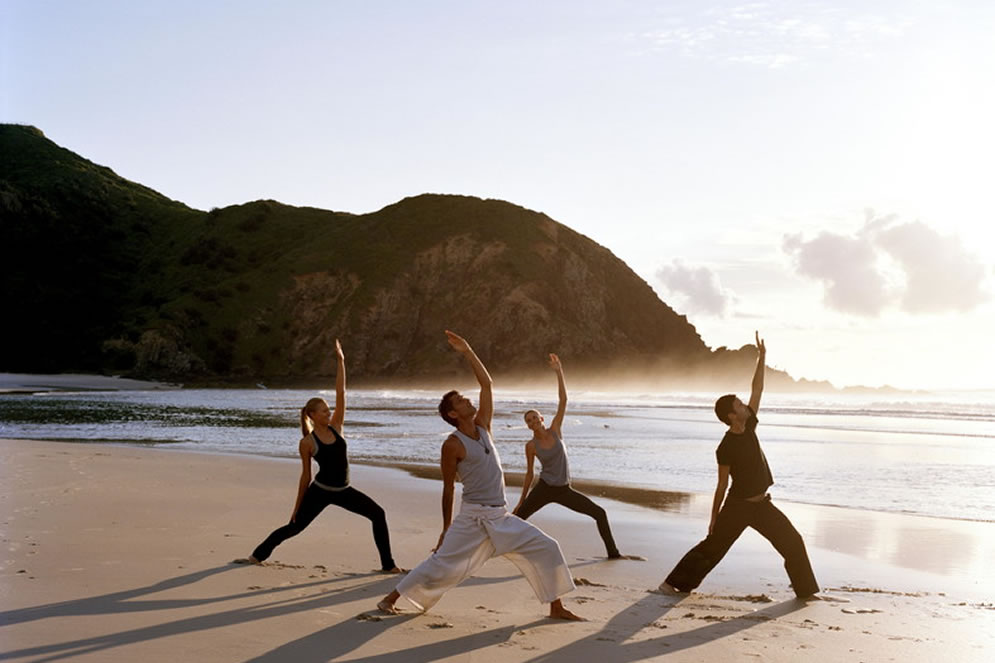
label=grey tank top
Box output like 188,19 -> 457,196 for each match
535,430 -> 570,487
453,426 -> 506,506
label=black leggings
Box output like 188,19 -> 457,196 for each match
516,478 -> 620,557
664,495 -> 819,597
252,484 -> 397,570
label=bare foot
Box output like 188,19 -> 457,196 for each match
655,582 -> 688,596
231,556 -> 260,565
380,566 -> 408,574
797,592 -> 831,602
377,599 -> 400,614
549,599 -> 585,621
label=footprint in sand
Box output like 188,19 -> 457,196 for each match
841,608 -> 883,614
427,621 -> 453,629
356,613 -> 383,622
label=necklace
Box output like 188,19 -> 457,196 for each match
467,432 -> 490,454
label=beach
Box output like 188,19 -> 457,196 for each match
2,438 -> 992,662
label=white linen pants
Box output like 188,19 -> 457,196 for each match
395,503 -> 575,611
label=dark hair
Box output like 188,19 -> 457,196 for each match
714,394 -> 737,425
439,390 -> 459,427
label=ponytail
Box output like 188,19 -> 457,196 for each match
300,397 -> 325,437
300,407 -> 312,438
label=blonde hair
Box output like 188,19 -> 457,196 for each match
300,397 -> 326,437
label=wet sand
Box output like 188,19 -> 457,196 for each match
2,438 -> 993,662
0,373 -> 174,394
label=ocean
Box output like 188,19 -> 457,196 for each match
1,387 -> 993,523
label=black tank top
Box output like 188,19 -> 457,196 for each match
312,426 -> 349,488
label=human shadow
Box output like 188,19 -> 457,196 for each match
524,592 -> 805,662
0,567 -> 402,662
0,565 -> 238,626
0,563 -> 389,627
247,617 -> 549,663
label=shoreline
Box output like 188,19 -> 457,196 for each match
3,434 -> 994,526
3,435 -> 993,526
0,373 -> 178,394
0,371 -> 941,396
2,438 -> 993,662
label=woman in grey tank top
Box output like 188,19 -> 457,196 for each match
514,354 -> 637,560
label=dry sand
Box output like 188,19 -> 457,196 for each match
2,438 -> 993,662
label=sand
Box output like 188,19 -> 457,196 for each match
0,373 -> 175,394
2,438 -> 993,662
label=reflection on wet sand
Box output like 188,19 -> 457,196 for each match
378,461 -> 696,513
802,504 -> 995,583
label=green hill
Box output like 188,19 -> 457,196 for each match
2,124 -> 821,389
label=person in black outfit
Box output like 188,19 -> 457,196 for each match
659,332 -> 819,599
234,340 -> 403,573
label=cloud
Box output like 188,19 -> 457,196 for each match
874,221 -> 989,313
642,2 -> 910,68
783,215 -> 990,316
782,231 -> 892,315
655,260 -> 731,316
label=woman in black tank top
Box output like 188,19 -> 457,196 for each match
234,340 -> 403,573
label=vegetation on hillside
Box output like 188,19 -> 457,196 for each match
1,124 -> 831,390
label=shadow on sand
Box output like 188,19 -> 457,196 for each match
0,563 -> 402,662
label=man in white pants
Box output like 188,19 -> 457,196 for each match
378,330 -> 582,620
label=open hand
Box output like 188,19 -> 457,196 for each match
548,353 -> 562,372
444,330 -> 470,354
334,338 -> 344,361
755,331 -> 765,357
432,530 -> 447,553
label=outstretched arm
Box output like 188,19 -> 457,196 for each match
434,435 -> 464,551
747,331 -> 766,414
549,353 -> 567,436
708,464 -> 730,535
513,442 -> 537,514
331,339 -> 346,433
445,330 -> 493,431
291,437 -> 314,522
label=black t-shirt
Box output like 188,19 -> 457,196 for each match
715,408 -> 773,499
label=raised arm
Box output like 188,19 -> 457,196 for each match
747,331 -> 766,414
445,330 -> 493,431
548,353 -> 567,436
331,339 -> 346,433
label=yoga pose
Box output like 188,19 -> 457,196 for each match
514,353 -> 628,560
659,332 -> 819,598
235,340 -> 402,573
378,331 -> 582,620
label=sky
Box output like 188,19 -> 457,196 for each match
4,0 -> 994,390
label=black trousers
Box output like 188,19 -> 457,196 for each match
516,478 -> 620,557
252,483 -> 397,570
665,494 -> 819,597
